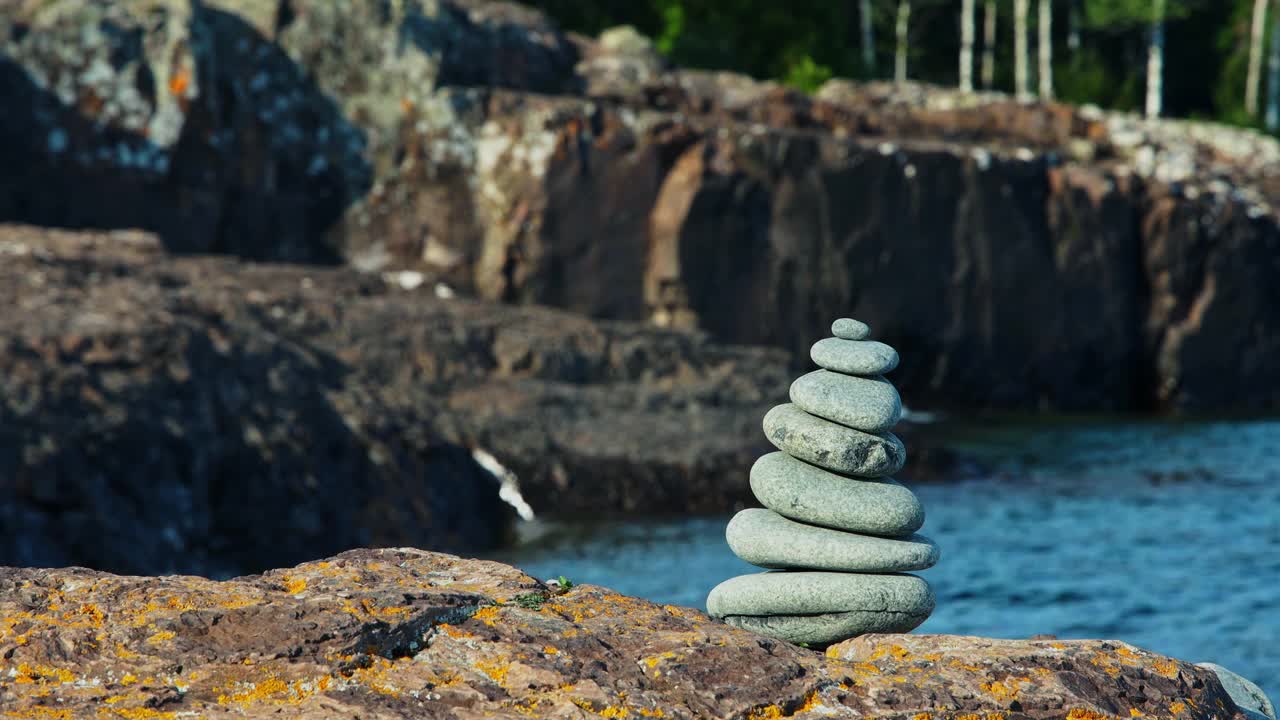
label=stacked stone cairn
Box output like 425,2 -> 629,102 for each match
707,318 -> 937,646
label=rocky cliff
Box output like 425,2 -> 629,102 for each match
0,223 -> 812,576
4,1 -> 1278,413
0,548 -> 1252,719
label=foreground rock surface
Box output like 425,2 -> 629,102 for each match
0,549 -> 1249,720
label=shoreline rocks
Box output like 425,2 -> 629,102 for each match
709,319 -> 937,645
0,548 -> 1255,720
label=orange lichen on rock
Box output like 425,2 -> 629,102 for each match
12,663 -> 75,685
473,605 -> 502,626
746,705 -> 784,720
476,659 -> 510,685
1065,709 -> 1116,720
281,576 -> 307,595
980,676 -> 1029,701
1152,659 -> 1180,679
144,630 -> 175,644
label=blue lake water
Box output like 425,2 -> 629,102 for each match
490,418 -> 1280,701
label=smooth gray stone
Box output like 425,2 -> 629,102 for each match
831,318 -> 870,340
1198,663 -> 1276,720
726,509 -> 938,572
811,337 -> 899,376
750,452 -> 924,536
763,404 -> 905,477
790,370 -> 901,433
722,609 -> 928,646
707,571 -> 934,644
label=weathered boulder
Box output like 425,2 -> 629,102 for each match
828,633 -> 1252,720
0,548 -> 1250,719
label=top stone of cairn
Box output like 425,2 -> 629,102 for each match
831,317 -> 870,340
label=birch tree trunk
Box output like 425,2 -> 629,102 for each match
1145,0 -> 1165,118
1038,0 -> 1054,100
1267,0 -> 1280,129
1015,0 -> 1031,100
982,0 -> 997,89
1247,0 -> 1269,116
861,0 -> 877,76
961,0 -> 976,92
896,0 -> 912,85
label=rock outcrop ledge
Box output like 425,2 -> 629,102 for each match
0,548 -> 1250,719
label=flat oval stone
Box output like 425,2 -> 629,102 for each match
750,452 -> 923,536
831,318 -> 870,340
722,609 -> 928,646
726,509 -> 938,572
708,571 -> 934,644
810,338 -> 899,376
790,370 -> 901,433
763,404 -> 905,477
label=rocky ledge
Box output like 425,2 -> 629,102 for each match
0,223 -> 794,576
5,0 -> 1280,412
0,224 -> 969,576
0,548 -> 1259,719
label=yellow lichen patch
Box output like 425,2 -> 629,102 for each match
119,674 -> 138,686
145,630 -> 175,644
344,658 -> 401,697
912,714 -> 933,720
1065,709 -> 1115,720
641,652 -> 677,671
438,623 -> 475,640
12,663 -> 75,685
543,646 -> 560,655
1129,709 -> 1145,717
795,689 -> 824,713
217,676 -> 291,706
634,709 -> 666,718
850,662 -> 881,677
282,577 -> 307,595
948,659 -> 984,673
475,659 -> 510,685
745,705 -> 784,720
113,643 -> 140,660
869,643 -> 912,661
341,598 -> 413,621
473,606 -> 502,626
1169,701 -> 1186,714
979,677 -> 1029,701
1152,660 -> 1179,679
661,605 -> 686,618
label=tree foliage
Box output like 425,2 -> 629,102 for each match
527,0 -> 1268,128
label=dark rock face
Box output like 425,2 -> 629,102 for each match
0,226 -> 512,577
0,1 -> 371,261
0,224 -> 820,575
5,0 -> 1280,413
0,548 -> 1250,719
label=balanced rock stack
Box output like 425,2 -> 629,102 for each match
707,318 -> 938,646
